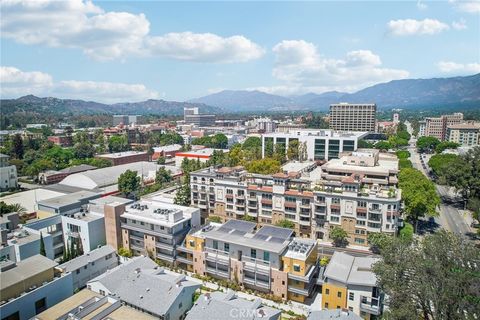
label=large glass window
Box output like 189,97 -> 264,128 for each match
314,139 -> 326,160
328,140 -> 340,159
343,140 -> 355,151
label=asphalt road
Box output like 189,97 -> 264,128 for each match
405,121 -> 471,237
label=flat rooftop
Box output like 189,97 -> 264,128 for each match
176,148 -> 229,157
122,200 -> 197,227
35,289 -> 157,320
38,190 -> 100,209
1,255 -> 57,290
324,252 -> 379,287
195,220 -> 293,254
263,129 -> 367,139
58,245 -> 116,273
284,238 -> 316,260
0,188 -> 67,213
97,151 -> 148,158
282,161 -> 316,174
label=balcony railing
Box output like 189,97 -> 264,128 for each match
242,256 -> 270,275
156,241 -> 174,251
360,296 -> 382,315
156,252 -> 174,263
206,266 -> 230,279
243,276 -> 270,289
176,256 -> 193,265
176,245 -> 193,254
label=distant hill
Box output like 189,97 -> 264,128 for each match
1,95 -> 221,116
190,74 -> 480,111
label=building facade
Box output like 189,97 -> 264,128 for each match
184,107 -> 216,127
320,252 -> 383,319
0,153 -> 18,191
423,112 -> 464,141
96,151 -> 149,166
261,130 -> 367,161
178,220 -> 319,303
446,123 -> 480,146
190,150 -> 400,245
329,103 -> 377,132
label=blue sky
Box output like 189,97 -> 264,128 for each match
1,0 -> 479,103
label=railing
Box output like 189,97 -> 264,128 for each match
176,245 -> 193,254
243,276 -> 270,289
129,234 -> 144,242
205,247 -> 230,263
242,256 -> 270,275
156,241 -> 174,251
206,265 -> 230,278
176,256 -> 193,265
360,296 -> 382,315
287,285 -> 310,296
156,252 -> 174,263
288,263 -> 319,283
284,201 -> 296,208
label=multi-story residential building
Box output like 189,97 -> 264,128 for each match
186,291 -> 281,320
184,107 -> 216,127
0,255 -> 74,320
96,150 -> 149,166
34,288 -> 157,320
106,200 -> 200,265
329,103 -> 377,132
261,129 -> 367,161
423,112 -> 464,141
177,220 -> 319,302
446,122 -> 480,146
319,252 -> 383,319
112,114 -> 142,126
175,148 -> 229,167
190,149 -> 400,245
87,256 -> 200,320
418,120 -> 426,137
0,153 -> 18,191
37,190 -> 101,216
57,245 -> 118,291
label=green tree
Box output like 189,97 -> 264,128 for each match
39,232 -> 46,256
330,226 -> 348,247
118,170 -> 140,198
275,219 -> 295,229
367,232 -> 392,254
118,247 -> 133,258
208,216 -> 222,223
157,156 -> 166,164
399,222 -> 414,241
273,143 -> 286,163
358,139 -> 374,148
108,135 -> 129,153
155,167 -> 172,186
374,141 -> 391,150
373,231 -> 480,320
287,139 -> 300,161
435,141 -> 460,154
242,215 -> 256,222
245,158 -> 281,174
174,176 -> 191,206
416,136 -> 440,153
398,168 -> 440,230
73,141 -> 95,159
12,134 -> 24,159
264,139 -> 274,158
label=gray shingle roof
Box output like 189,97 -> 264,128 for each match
186,291 -> 281,320
58,245 -> 116,273
89,256 -> 200,317
324,252 -> 379,287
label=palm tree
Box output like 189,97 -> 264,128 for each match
10,203 -> 27,215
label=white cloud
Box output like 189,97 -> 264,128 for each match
450,0 -> 480,13
452,19 -> 468,30
0,0 -> 263,62
417,0 -> 428,10
145,32 -> 264,63
0,66 -> 159,103
437,61 -> 480,73
270,40 -> 409,93
387,18 -> 450,36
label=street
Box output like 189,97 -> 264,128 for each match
405,121 -> 472,237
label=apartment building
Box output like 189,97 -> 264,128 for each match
190,149 -> 400,245
320,252 -> 383,319
446,122 -> 480,146
422,112 -> 464,140
261,129 -> 367,161
0,255 -> 74,320
110,200 -> 200,265
177,220 -> 319,302
329,103 -> 377,132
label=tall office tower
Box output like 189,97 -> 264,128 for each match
329,103 -> 377,132
184,107 -> 216,127
424,112 -> 464,141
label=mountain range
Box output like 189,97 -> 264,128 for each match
190,73 -> 480,112
1,74 -> 479,116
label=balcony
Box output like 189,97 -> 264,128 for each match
176,245 -> 193,254
369,206 -> 382,213
130,243 -> 144,252
300,202 -> 311,209
205,247 -> 230,264
287,285 -> 310,296
288,263 -> 319,283
206,265 -> 230,279
261,198 -> 272,205
243,275 -> 270,289
360,296 -> 382,316
129,234 -> 144,242
242,256 -> 270,275
284,201 -> 296,208
299,219 -> 310,226
176,256 -> 193,265
299,209 -> 311,217
248,202 -> 258,209
236,194 -> 245,199
156,241 -> 174,251
330,203 -> 340,210
356,207 -> 367,214
156,252 -> 175,263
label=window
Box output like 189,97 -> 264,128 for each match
325,302 -> 329,308
100,290 -> 105,296
213,240 -> 218,250
325,288 -> 330,295
263,251 -> 270,261
189,240 -> 195,247
178,302 -> 183,309
337,291 -> 342,298
293,264 -> 300,272
35,297 -> 47,314
251,249 -> 256,259
224,243 -> 229,252
349,292 -> 354,301
76,269 -> 80,274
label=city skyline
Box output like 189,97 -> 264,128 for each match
1,0 -> 479,103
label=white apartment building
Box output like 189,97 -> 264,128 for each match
329,103 -> 377,132
261,129 -> 367,161
190,149 -> 401,245
118,200 -> 201,264
0,153 -> 18,191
